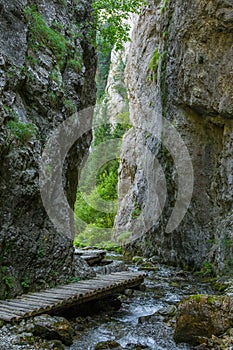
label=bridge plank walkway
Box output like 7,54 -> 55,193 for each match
0,271 -> 145,322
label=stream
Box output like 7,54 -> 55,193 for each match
66,254 -> 215,350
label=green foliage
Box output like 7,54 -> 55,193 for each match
67,277 -> 80,283
6,119 -> 37,144
74,224 -> 111,246
160,0 -> 168,14
37,248 -> 45,258
223,235 -> 232,249
116,111 -> 130,125
48,91 -> 59,108
67,58 -> 82,72
93,0 -> 146,55
64,99 -> 76,114
26,54 -> 39,67
117,231 -> 132,243
3,105 -> 17,119
96,241 -> 122,253
113,56 -> 128,98
131,207 -> 141,219
214,281 -> 227,292
24,6 -> 82,69
2,275 -> 14,289
147,48 -> 167,83
49,67 -> 62,85
96,35 -> 112,99
74,122 -> 130,247
25,6 -> 67,65
131,201 -> 142,219
56,0 -> 67,5
194,261 -> 215,277
21,278 -> 30,289
148,48 -> 159,71
1,267 -> 14,293
193,294 -> 201,303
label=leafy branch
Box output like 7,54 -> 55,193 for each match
93,0 -> 147,54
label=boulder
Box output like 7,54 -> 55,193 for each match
95,340 -> 122,349
174,294 -> 233,345
23,314 -> 74,346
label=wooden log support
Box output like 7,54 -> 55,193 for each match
0,271 -> 146,322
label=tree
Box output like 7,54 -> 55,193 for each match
93,0 -> 146,54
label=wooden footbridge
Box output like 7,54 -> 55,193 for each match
0,271 -> 146,322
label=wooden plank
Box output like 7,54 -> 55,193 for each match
21,296 -> 56,305
56,287 -> 93,295
17,298 -> 53,308
23,295 -> 64,306
2,301 -> 35,311
3,300 -> 51,311
0,311 -> 18,322
39,290 -> 76,298
28,292 -> 66,301
0,306 -> 27,316
58,284 -> 97,292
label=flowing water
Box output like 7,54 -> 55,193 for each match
67,255 -> 214,350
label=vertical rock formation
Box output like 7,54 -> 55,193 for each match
115,0 -> 233,274
0,0 -> 96,298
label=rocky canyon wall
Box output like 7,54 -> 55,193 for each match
115,0 -> 233,274
0,0 -> 96,298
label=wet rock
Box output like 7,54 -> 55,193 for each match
174,294 -> 233,345
138,305 -> 176,325
136,283 -> 147,292
45,339 -> 65,350
95,340 -> 122,349
12,332 -> 35,345
124,288 -> 134,297
138,313 -> 163,324
74,255 -> 96,279
138,261 -> 157,271
124,343 -> 149,349
148,256 -> 160,264
158,305 -> 177,317
94,260 -> 128,275
22,314 -> 74,346
132,256 -> 144,264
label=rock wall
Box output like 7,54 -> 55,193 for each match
0,0 -> 96,298
115,0 -> 233,274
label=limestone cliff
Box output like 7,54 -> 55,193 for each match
0,0 -> 96,298
115,0 -> 233,274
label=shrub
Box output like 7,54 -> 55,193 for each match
6,119 -> 37,144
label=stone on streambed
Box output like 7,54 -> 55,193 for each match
174,294 -> 233,345
138,305 -> 177,324
132,256 -> 144,264
18,314 -> 74,346
94,340 -> 122,349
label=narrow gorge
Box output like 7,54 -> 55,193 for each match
0,0 -> 233,349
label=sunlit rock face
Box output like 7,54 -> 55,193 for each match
0,0 -> 97,298
115,0 -> 233,274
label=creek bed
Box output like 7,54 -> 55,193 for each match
66,256 -> 215,350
